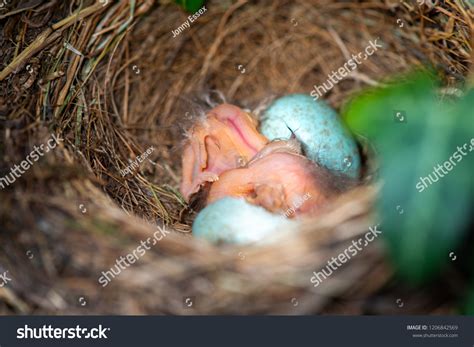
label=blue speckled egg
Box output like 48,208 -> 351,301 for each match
193,197 -> 296,244
260,94 -> 360,178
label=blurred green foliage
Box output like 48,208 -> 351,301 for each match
343,71 -> 473,286
465,282 -> 474,314
174,0 -> 205,12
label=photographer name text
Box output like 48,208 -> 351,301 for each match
171,6 -> 207,38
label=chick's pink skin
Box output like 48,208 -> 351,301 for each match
181,104 -> 268,201
207,145 -> 331,217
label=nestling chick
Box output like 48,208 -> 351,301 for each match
206,138 -> 346,217
180,104 -> 268,201
184,98 -> 360,244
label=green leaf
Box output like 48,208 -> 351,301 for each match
462,246 -> 474,314
174,0 -> 205,13
465,286 -> 474,314
344,71 -> 474,284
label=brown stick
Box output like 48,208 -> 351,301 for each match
0,2 -> 108,81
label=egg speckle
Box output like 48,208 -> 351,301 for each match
193,197 -> 296,244
260,94 -> 360,178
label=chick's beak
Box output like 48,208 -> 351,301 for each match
180,104 -> 268,201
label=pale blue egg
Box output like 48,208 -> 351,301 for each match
193,197 -> 296,244
260,94 -> 360,178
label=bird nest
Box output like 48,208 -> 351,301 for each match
0,0 -> 472,314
